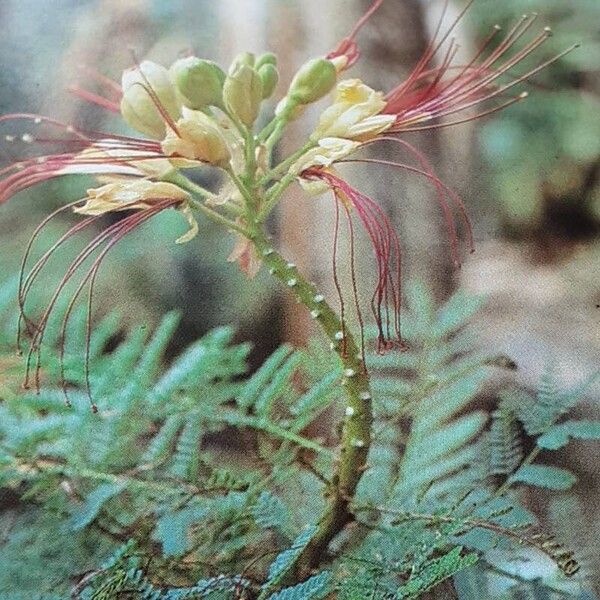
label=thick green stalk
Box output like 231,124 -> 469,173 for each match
250,227 -> 373,578
172,168 -> 373,578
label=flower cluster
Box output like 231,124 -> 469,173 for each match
0,0 -> 574,407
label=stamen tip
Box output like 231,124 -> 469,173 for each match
519,91 -> 529,99
398,340 -> 410,352
493,24 -> 502,31
544,26 -> 553,36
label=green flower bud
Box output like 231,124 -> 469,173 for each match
258,63 -> 279,99
223,64 -> 263,127
256,52 -> 277,69
120,60 -> 181,139
170,57 -> 225,109
287,58 -> 337,105
229,52 -> 255,73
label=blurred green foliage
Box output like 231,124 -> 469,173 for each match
470,0 -> 600,233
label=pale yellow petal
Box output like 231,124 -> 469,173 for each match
74,180 -> 190,216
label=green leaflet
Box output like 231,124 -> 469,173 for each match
395,547 -> 479,599
154,505 -> 209,556
510,464 -> 578,491
260,526 -> 317,598
537,420 -> 600,450
70,482 -> 127,531
267,571 -> 331,600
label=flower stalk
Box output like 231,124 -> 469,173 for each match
250,226 -> 373,578
173,169 -> 374,577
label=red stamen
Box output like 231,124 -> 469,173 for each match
17,201 -> 92,352
23,215 -> 130,391
57,202 -> 173,409
327,0 -> 385,68
342,202 -> 366,367
332,197 -> 347,356
67,85 -> 121,113
380,4 -> 576,134
307,168 -> 405,352
77,65 -> 123,100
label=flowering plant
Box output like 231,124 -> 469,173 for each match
0,0 -> 580,589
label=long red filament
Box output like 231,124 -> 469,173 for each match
308,168 -> 404,352
77,65 -> 123,100
23,215 -> 133,391
56,202 -> 172,409
342,202 -> 366,368
327,0 -> 385,68
331,197 -> 347,356
16,201 -> 93,351
382,5 -> 576,134
67,86 -> 121,113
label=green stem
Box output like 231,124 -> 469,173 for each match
493,446 -> 542,500
250,226 -> 373,578
257,115 -> 281,143
265,120 -> 286,153
169,162 -> 374,579
164,172 -> 250,236
258,172 -> 297,222
260,141 -> 315,185
206,410 -> 333,456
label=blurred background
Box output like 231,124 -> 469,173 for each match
0,0 -> 599,590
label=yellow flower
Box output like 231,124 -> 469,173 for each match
294,137 -> 360,173
161,108 -> 231,167
312,79 -> 395,141
291,137 -> 360,196
74,179 -> 198,244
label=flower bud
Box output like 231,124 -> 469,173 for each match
170,57 -> 225,109
287,58 -> 337,105
120,60 -> 181,139
223,64 -> 263,127
258,63 -> 279,99
229,52 -> 255,73
161,109 -> 231,167
256,52 -> 277,69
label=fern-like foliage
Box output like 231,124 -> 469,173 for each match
0,280 -> 340,594
358,282 -> 491,510
79,541 -> 250,599
1,279 -> 599,598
